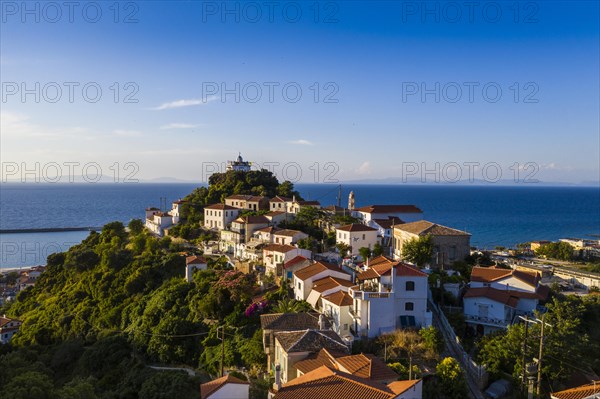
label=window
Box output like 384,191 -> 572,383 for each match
343,323 -> 348,331
362,234 -> 366,240
298,282 -> 301,290
406,281 -> 415,291
405,302 -> 414,311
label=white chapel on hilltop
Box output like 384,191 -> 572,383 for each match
227,153 -> 252,172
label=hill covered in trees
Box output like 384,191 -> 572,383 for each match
0,219 -> 294,398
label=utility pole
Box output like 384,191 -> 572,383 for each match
219,326 -> 226,377
536,314 -> 548,398
521,316 -> 530,394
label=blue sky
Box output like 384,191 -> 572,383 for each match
1,1 -> 598,184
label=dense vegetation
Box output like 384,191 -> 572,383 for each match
0,221 -> 278,398
475,294 -> 600,394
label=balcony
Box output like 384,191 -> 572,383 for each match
465,314 -> 509,328
349,286 -> 392,301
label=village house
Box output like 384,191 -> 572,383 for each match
371,217 -> 404,247
144,200 -> 186,236
293,348 -> 400,384
306,276 -> 355,310
293,261 -> 351,301
225,194 -> 270,211
349,256 -> 432,338
281,255 -> 312,280
201,374 -> 249,399
253,226 -> 280,243
289,200 -> 321,214
273,329 -> 350,384
0,315 -> 22,344
393,221 -> 471,268
352,204 -> 423,225
204,204 -> 240,231
260,312 -> 325,371
270,196 -> 293,212
321,290 -> 354,336
263,244 -> 312,277
463,266 -> 549,335
264,211 -> 288,226
185,255 -> 207,282
270,365 -> 422,399
273,229 -> 309,245
336,224 -> 379,256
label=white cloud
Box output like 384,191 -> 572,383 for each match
357,161 -> 372,175
0,110 -> 91,140
152,96 -> 217,110
113,129 -> 143,137
289,139 -> 314,146
159,123 -> 200,130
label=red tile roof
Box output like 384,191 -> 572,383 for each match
273,366 -> 402,399
205,203 -> 238,210
263,244 -> 297,253
186,255 -> 207,265
284,255 -> 310,269
294,261 -> 346,280
357,257 -> 427,281
322,290 -> 353,307
464,287 -> 520,308
471,266 -> 540,287
311,276 -> 354,293
337,224 -> 378,232
201,374 -> 249,399
354,205 -> 423,214
395,220 -> 470,236
551,381 -> 600,399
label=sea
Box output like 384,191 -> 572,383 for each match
1,183 -> 599,269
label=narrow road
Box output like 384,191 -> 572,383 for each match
430,301 -> 486,399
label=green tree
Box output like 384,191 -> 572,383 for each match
372,243 -> 384,257
358,247 -> 372,261
401,234 -> 433,267
436,357 -> 468,399
3,371 -> 56,399
128,219 -> 144,235
336,242 -> 350,257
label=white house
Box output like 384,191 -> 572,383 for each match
463,267 -> 549,335
263,244 -> 312,277
145,211 -> 174,236
273,229 -> 309,245
371,217 -> 404,247
288,200 -> 321,214
201,374 -> 249,399
293,261 -> 351,301
204,204 -> 240,230
306,276 -> 355,309
269,196 -> 293,212
226,153 -> 252,172
352,205 -> 423,224
185,255 -> 207,282
335,224 -> 379,256
349,256 -> 431,338
170,200 -> 185,224
225,194 -> 269,211
321,290 -> 354,337
265,211 -> 288,226
0,315 -> 21,344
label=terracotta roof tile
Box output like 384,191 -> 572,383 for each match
201,374 -> 249,399
551,382 -> 600,399
394,220 -> 470,236
337,224 -> 378,232
322,290 -> 353,307
311,276 -> 354,293
205,203 -> 238,210
354,205 -> 423,214
273,366 -> 398,399
387,380 -> 421,395
471,266 -> 540,287
263,244 -> 297,253
186,255 -> 207,265
284,256 -> 310,269
294,261 -> 346,280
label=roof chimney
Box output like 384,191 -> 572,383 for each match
319,314 -> 326,330
273,364 -> 282,391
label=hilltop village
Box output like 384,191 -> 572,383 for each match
1,155 -> 599,399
